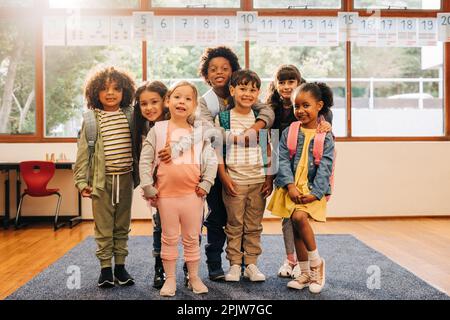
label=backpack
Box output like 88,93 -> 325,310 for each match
80,108 -> 134,185
286,121 -> 336,201
217,110 -> 270,171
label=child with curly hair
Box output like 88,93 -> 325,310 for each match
74,66 -> 138,288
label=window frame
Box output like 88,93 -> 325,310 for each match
0,0 -> 448,142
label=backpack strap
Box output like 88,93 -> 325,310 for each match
82,110 -> 97,185
287,121 -> 302,160
203,89 -> 221,119
312,132 -> 326,166
218,111 -> 231,160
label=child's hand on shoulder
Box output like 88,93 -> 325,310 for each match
317,121 -> 332,133
195,186 -> 207,198
81,187 -> 93,198
299,194 -> 318,204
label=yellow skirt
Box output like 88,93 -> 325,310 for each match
267,186 -> 327,222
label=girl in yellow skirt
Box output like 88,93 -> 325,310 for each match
267,82 -> 335,294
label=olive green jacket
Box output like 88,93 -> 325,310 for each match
73,106 -> 139,196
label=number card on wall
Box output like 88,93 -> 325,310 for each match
153,16 -> 174,46
111,16 -> 132,45
257,17 -> 278,46
437,14 -> 450,42
377,18 -> 397,47
338,12 -> 358,42
418,18 -> 437,47
357,17 -> 378,47
217,16 -> 237,44
196,17 -> 217,45
298,18 -> 318,46
278,17 -> 298,46
133,12 -> 154,41
317,17 -> 338,46
174,16 -> 195,45
67,14 -> 84,46
86,16 -> 110,46
237,11 -> 258,41
397,18 -> 418,47
44,16 -> 66,46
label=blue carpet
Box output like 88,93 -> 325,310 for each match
6,235 -> 449,300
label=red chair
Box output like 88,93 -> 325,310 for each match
15,161 -> 62,231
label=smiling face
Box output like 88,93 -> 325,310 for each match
276,78 -> 299,101
206,57 -> 233,89
229,82 -> 260,110
166,85 -> 197,120
293,90 -> 323,128
139,90 -> 165,122
99,80 -> 123,111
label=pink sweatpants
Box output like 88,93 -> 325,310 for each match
157,193 -> 204,262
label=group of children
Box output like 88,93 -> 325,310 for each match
74,46 -> 336,297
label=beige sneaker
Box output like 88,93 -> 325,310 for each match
291,264 -> 301,279
277,259 -> 293,278
244,264 -> 266,282
309,259 -> 326,293
287,273 -> 311,290
225,265 -> 241,282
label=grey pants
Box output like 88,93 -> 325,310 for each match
282,218 -> 295,255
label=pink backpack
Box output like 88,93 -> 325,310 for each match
287,121 -> 336,201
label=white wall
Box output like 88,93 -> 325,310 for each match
1,141 -> 450,220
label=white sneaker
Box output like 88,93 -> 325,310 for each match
291,264 -> 301,279
309,259 -> 326,294
225,265 -> 241,282
277,259 -> 293,278
287,273 -> 311,290
244,264 -> 266,282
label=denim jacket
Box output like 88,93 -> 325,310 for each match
275,127 -> 335,200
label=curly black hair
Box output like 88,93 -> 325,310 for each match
84,66 -> 136,110
198,46 -> 241,84
292,82 -> 334,116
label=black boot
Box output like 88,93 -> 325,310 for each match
208,261 -> 225,281
114,264 -> 135,286
98,267 -> 114,288
153,255 -> 165,289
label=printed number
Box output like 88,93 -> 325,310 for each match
401,20 -> 414,30
281,19 -> 294,30
261,19 -> 273,29
421,20 -> 434,31
182,18 -> 188,28
321,19 -> 334,29
301,19 -> 314,30
343,15 -> 354,25
241,14 -> 255,24
160,18 -> 167,29
381,19 -> 393,30
440,15 -> 450,26
140,15 -> 146,25
224,18 -> 230,29
361,19 -> 375,30
203,19 -> 210,29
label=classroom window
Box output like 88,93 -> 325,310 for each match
250,44 -> 347,137
351,45 -> 443,137
44,45 -> 141,138
0,19 -> 35,135
253,0 -> 341,9
49,0 -> 139,9
0,0 -> 33,7
353,0 -> 441,9
150,0 -> 240,8
147,45 -> 245,96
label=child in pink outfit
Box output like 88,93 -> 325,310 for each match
139,81 -> 218,297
